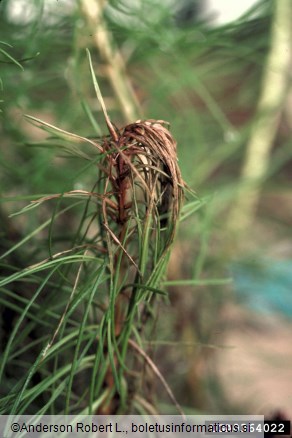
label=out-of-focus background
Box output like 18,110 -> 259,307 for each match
1,0 -> 292,415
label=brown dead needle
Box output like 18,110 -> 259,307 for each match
100,118 -> 184,252
87,49 -> 184,251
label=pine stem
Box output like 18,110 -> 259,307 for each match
80,0 -> 141,122
227,0 -> 292,237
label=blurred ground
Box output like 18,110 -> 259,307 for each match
217,305 -> 292,417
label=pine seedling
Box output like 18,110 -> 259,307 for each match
1,50 -> 185,415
